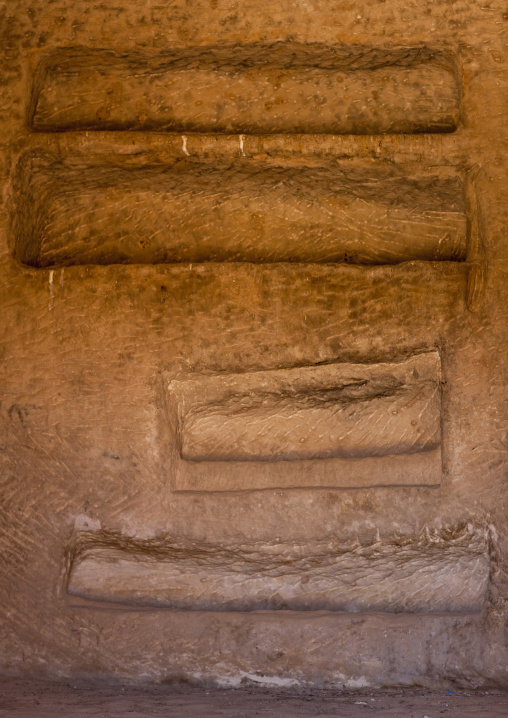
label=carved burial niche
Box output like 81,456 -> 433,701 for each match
13,154 -> 468,269
67,525 -> 489,612
161,352 -> 443,491
30,44 -> 460,134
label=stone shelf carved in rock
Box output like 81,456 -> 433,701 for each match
66,525 -> 488,613
12,154 -> 467,269
160,351 -> 443,491
30,44 -> 460,134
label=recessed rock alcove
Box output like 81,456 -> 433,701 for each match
12,153 -> 468,268
31,44 -> 460,134
161,351 -> 443,491
67,525 -> 488,613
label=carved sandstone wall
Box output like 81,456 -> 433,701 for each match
0,0 -> 507,688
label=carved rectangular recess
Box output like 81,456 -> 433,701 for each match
13,154 -> 467,268
67,526 -> 489,612
162,351 -> 443,491
30,44 -> 460,134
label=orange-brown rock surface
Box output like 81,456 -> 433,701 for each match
0,0 -> 507,689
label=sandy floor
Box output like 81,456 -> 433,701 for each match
0,679 -> 507,717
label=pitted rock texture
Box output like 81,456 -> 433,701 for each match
173,352 -> 441,462
161,352 -> 443,491
31,45 -> 459,134
67,525 -> 488,613
12,156 -> 467,268
0,0 -> 507,692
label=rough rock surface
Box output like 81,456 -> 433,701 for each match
31,46 -> 460,134
14,158 -> 467,267
1,680 -> 508,718
0,0 -> 507,691
67,525 -> 489,612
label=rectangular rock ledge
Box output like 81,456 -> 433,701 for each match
67,527 -> 489,613
163,352 -> 443,491
31,45 -> 460,134
13,159 -> 467,268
